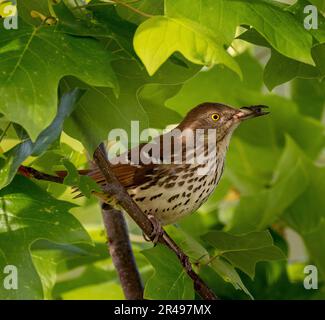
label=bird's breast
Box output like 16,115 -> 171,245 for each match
128,152 -> 225,225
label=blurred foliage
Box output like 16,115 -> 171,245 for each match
0,0 -> 324,300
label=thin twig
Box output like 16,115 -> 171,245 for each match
72,0 -> 153,18
93,147 -> 218,300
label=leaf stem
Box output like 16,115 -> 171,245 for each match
111,0 -> 153,18
73,0 -> 154,18
0,122 -> 11,144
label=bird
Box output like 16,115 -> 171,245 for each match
82,102 -> 269,226
18,102 -> 268,228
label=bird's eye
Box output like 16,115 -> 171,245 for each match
211,113 -> 220,121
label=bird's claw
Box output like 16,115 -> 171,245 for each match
143,214 -> 164,245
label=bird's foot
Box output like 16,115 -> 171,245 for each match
143,214 -> 164,245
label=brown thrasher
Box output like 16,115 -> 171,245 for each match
19,103 -> 268,228
84,102 -> 268,225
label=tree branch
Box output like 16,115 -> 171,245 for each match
97,144 -> 143,300
101,202 -> 143,300
93,147 -> 218,300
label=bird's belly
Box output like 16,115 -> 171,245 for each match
128,162 -> 224,225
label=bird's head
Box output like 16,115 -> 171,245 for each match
178,102 -> 269,142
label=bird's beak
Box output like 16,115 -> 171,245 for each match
234,105 -> 269,121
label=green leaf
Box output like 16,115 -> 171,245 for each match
210,257 -> 253,299
309,0 -> 325,12
167,54 -> 325,160
31,241 -> 93,299
63,57 -> 200,152
288,0 -> 325,43
232,0 -> 314,64
60,281 -> 124,300
298,221 -> 325,278
202,230 -> 286,278
256,0 -> 325,89
166,51 -> 264,115
134,16 -> 241,76
54,264 -> 123,300
165,0 -> 314,65
165,225 -> 210,264
226,137 -> 281,194
0,18 -> 118,141
117,0 -> 164,25
19,0 -> 51,25
264,50 -> 321,90
291,78 -> 325,119
279,139 -> 325,278
283,141 -> 325,235
0,176 -> 91,299
165,0 -> 237,45
141,244 -> 194,299
137,83 -> 183,128
0,89 -> 84,190
228,136 -> 309,233
239,28 -> 323,90
54,0 -> 138,58
62,158 -> 101,198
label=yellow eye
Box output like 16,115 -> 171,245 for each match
211,113 -> 220,121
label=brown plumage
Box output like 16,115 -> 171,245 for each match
78,103 -> 268,225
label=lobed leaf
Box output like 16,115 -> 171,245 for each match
142,244 -> 194,299
0,176 -> 91,299
0,18 -> 117,141
202,230 -> 286,278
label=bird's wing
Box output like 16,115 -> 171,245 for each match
70,132 -> 183,193
87,162 -> 157,189
86,135 -> 164,189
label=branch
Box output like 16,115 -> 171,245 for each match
111,0 -> 153,18
93,147 -> 218,300
101,203 -> 143,300
97,144 -> 143,300
73,0 -> 153,18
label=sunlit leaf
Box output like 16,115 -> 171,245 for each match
142,244 -> 194,299
0,89 -> 84,190
202,230 -> 286,278
0,15 -> 117,140
0,176 -> 91,299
